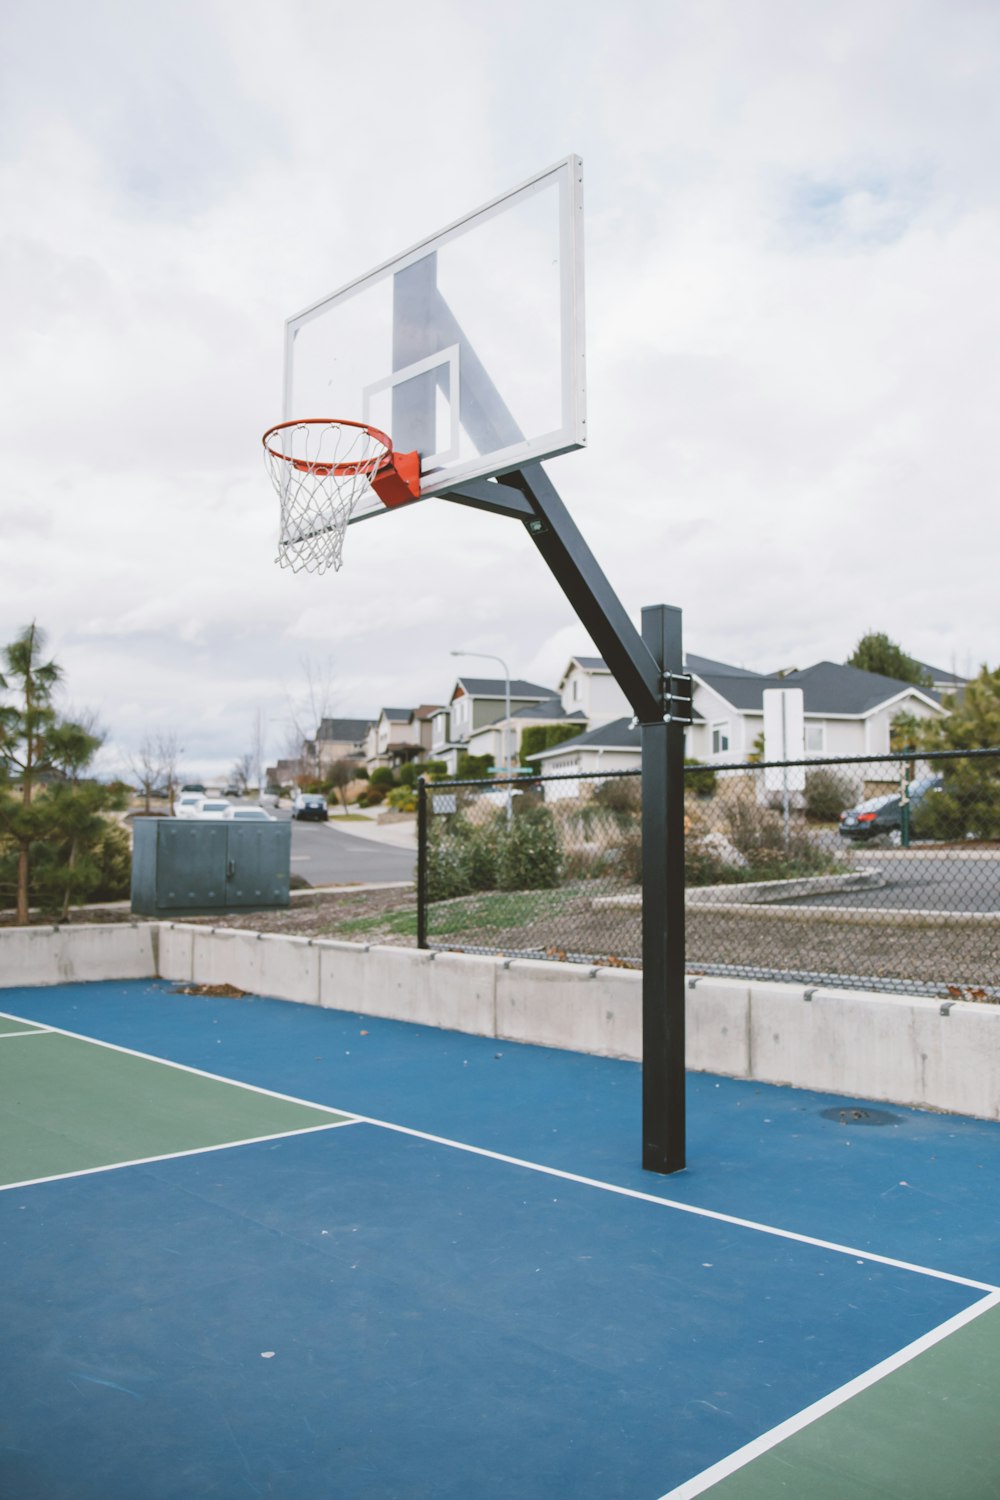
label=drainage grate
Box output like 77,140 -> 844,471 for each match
819,1105 -> 902,1127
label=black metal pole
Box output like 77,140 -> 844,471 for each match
641,605 -> 687,1174
416,776 -> 428,950
443,466 -> 690,1174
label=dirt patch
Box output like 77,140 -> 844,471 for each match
171,982 -> 249,998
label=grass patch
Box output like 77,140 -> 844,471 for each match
332,907 -> 418,937
425,887 -> 579,935
327,886 -> 581,942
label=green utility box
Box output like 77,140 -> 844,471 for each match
131,818 -> 291,917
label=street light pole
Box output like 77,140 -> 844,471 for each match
450,649 -> 512,815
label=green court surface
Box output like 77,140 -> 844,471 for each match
699,1301 -> 1000,1499
0,1025 -> 348,1186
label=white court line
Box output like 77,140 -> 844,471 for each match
0,1027 -> 51,1039
2,1007 -> 996,1294
0,1119 -> 358,1194
349,1114 -> 1000,1294
658,1289 -> 1000,1499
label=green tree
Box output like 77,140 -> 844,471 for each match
35,722 -> 128,918
0,624 -> 63,923
847,632 -> 931,687
0,624 -> 125,922
916,664 -> 1000,840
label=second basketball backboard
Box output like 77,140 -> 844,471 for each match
284,156 -> 586,520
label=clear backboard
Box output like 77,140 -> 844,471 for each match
284,156 -> 585,522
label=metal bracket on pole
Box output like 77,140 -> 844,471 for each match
662,673 -> 694,724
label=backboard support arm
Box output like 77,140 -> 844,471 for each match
443,463 -> 689,1174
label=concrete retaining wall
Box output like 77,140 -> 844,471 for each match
0,922 -> 157,989
2,922 -> 998,1121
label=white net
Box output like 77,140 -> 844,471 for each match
263,421 -> 391,575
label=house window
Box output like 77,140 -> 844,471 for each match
805,723 -> 825,754
572,679 -> 580,701
711,722 -> 730,755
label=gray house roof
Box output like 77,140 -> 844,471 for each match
452,677 -> 555,700
685,653 -> 764,679
915,661 -> 967,690
317,717 -> 373,741
695,661 -> 942,716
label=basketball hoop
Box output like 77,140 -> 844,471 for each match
262,419 -> 421,574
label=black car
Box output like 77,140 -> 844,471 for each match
838,775 -> 942,843
293,793 -> 329,821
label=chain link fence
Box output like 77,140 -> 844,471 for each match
417,750 -> 1000,1000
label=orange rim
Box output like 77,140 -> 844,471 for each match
261,418 -> 393,479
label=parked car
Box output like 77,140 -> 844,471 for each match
838,775 -> 943,843
293,792 -> 329,821
223,786 -> 242,798
174,793 -> 206,819
222,806 -> 275,822
191,798 -> 232,821
178,783 -> 207,797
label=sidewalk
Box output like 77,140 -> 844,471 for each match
323,810 -> 417,851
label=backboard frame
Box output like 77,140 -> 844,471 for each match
283,155 -> 586,516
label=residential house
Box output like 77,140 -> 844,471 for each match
532,653 -> 951,798
686,658 -> 947,764
432,677 -> 559,774
558,656 -> 632,726
314,717 -> 372,773
464,697 -> 588,772
364,705 -> 442,771
531,716 -> 642,799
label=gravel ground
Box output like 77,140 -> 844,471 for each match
8,881 -> 998,1001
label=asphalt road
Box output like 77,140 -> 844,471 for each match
807,845 -> 1000,912
277,808 -> 416,887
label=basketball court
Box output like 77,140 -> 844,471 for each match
6,155 -> 992,1497
2,978 -> 999,1498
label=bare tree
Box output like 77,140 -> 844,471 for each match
127,735 -> 162,814
230,752 -> 255,795
284,655 -> 340,783
127,732 -> 183,813
327,759 -> 356,815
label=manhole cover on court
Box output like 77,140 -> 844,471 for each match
819,1106 -> 902,1127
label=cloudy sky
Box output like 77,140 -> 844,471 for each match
3,0 -> 998,782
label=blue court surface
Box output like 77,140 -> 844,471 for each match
2,978 -> 999,1499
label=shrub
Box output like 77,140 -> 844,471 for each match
426,813 -> 501,900
370,767 -> 395,788
684,760 -> 718,798
804,769 -> 849,823
457,753 -> 493,778
399,761 -> 448,786
913,762 -> 1000,842
724,798 -> 834,878
519,723 -> 584,766
385,786 -> 417,813
496,805 -> 562,890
